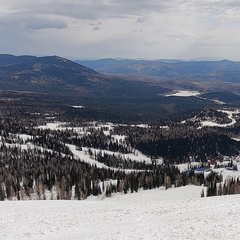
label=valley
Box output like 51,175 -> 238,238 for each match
2,55 -> 240,122
2,0 -> 240,239
0,55 -> 240,239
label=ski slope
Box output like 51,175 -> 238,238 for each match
1,186 -> 240,240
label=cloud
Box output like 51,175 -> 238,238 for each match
0,1 -> 175,21
133,29 -> 142,33
2,1 -> 240,21
144,39 -> 159,46
93,26 -> 100,31
90,21 -> 102,31
27,18 -> 68,30
0,0 -> 240,60
137,17 -> 145,23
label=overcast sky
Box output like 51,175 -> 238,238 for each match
0,0 -> 240,60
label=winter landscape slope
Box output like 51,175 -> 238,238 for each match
1,187 -> 240,240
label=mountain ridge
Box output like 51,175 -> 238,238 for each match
0,54 -> 111,95
75,58 -> 240,82
1,54 -> 240,121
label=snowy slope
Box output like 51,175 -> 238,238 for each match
1,186 -> 240,240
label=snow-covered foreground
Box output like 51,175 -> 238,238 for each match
1,186 -> 240,240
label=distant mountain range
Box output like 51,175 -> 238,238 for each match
0,54 -> 173,97
76,58 -> 240,82
1,54 -> 240,121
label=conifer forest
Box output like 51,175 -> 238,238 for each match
1,100 -> 240,200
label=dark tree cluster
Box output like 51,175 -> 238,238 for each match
67,130 -> 131,154
134,133 -> 240,163
31,135 -> 73,156
113,124 -> 240,164
0,143 -> 118,200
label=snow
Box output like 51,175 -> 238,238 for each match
37,122 -> 67,130
211,99 -> 226,105
66,144 -> 160,172
200,120 -> 235,127
37,122 -> 87,135
2,142 -> 56,157
71,105 -> 85,109
165,90 -> 201,97
200,109 -> 238,128
45,116 -> 56,120
131,124 -> 149,128
17,134 -> 33,142
82,146 -> 161,165
66,144 -> 109,169
214,167 -> 240,182
197,96 -> 226,105
111,134 -> 127,142
1,186 -> 240,240
177,162 -> 202,172
90,121 -> 115,130
36,121 -> 153,137
233,138 -> 240,143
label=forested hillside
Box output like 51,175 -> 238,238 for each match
0,103 -> 240,200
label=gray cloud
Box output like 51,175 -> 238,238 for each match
93,26 -> 100,31
0,0 -> 240,60
137,17 -> 145,23
144,39 -> 159,46
90,21 -> 102,31
133,29 -> 142,33
3,1 -> 176,21
3,1 -> 240,21
27,18 -> 68,30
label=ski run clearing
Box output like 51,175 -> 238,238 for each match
200,109 -> 239,128
1,186 -> 240,240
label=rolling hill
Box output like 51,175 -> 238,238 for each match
1,54 -> 240,122
0,54 -> 110,95
0,54 -> 175,98
76,58 -> 240,82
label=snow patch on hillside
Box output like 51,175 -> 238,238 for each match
166,90 -> 201,97
71,105 -> 85,109
37,122 -> 68,130
212,99 -> 226,105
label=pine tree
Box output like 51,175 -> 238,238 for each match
0,183 -> 5,201
218,183 -> 223,196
